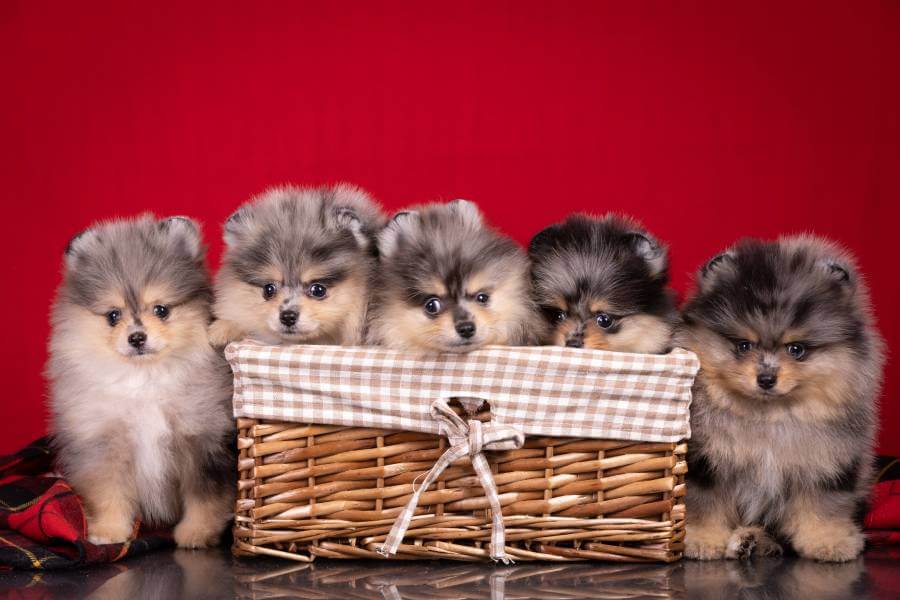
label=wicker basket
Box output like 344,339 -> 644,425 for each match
227,343 -> 698,563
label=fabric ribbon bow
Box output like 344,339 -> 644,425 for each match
376,398 -> 525,563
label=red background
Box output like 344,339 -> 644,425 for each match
1,1 -> 898,454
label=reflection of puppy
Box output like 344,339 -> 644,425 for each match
48,216 -> 234,548
680,236 -> 884,562
528,214 -> 676,353
368,200 -> 543,353
684,557 -> 864,600
211,184 -> 384,346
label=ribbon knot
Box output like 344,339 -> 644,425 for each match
376,398 -> 524,563
467,419 -> 484,457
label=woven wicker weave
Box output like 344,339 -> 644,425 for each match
234,404 -> 687,563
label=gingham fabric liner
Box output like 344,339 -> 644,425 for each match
225,342 -> 700,443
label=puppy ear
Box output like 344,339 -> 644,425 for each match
821,259 -> 853,286
448,199 -> 483,229
224,205 -> 252,247
378,211 -> 419,259
160,216 -> 203,259
528,224 -> 562,257
698,251 -> 735,292
626,232 -> 667,278
64,228 -> 98,269
332,206 -> 368,248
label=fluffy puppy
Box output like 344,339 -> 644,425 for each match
211,184 -> 384,346
48,215 -> 235,548
528,214 -> 677,353
679,235 -> 884,562
368,200 -> 543,352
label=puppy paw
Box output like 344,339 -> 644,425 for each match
87,517 -> 134,545
174,518 -> 223,549
208,320 -> 241,348
685,524 -> 730,560
793,527 -> 864,563
725,527 -> 782,560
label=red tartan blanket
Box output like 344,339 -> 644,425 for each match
0,438 -> 171,570
866,457 -> 900,545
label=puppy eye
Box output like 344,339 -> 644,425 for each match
475,293 -> 490,305
153,305 -> 170,320
308,283 -> 327,299
596,312 -> 614,329
786,342 -> 806,360
262,283 -> 277,300
541,307 -> 566,324
106,310 -> 121,327
424,297 -> 442,316
736,340 -> 754,353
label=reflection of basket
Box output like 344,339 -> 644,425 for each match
233,560 -> 686,598
227,342 -> 699,563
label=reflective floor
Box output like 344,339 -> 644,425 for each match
1,547 -> 897,599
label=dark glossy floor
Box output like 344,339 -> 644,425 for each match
1,547 -> 898,599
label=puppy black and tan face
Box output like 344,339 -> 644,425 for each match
60,216 -> 212,361
682,236 -> 874,410
528,214 -> 676,354
214,184 -> 382,345
370,200 -> 540,353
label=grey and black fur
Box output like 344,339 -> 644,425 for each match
528,214 -> 677,353
368,200 -> 543,352
48,215 -> 235,548
679,235 -> 884,562
210,184 -> 384,346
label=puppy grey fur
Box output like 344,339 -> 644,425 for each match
48,215 -> 235,548
679,235 -> 884,562
368,200 -> 543,353
528,214 -> 677,353
211,184 -> 384,346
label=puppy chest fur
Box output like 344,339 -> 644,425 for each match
54,353 -> 230,523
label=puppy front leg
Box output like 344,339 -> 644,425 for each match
174,492 -> 232,549
174,442 -> 235,549
685,513 -> 732,560
782,494 -> 865,562
684,485 -> 733,560
77,470 -> 137,545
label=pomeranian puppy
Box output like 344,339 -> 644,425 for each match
48,216 -> 235,548
679,236 -> 884,562
528,214 -> 677,353
368,200 -> 543,352
210,184 -> 384,346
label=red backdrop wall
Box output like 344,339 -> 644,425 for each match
2,1 -> 898,454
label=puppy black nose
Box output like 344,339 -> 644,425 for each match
455,321 -> 476,339
565,339 -> 583,348
280,310 -> 298,327
757,373 -> 777,390
128,332 -> 147,348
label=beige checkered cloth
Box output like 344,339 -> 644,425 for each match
226,342 -> 699,443
226,341 -> 700,562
